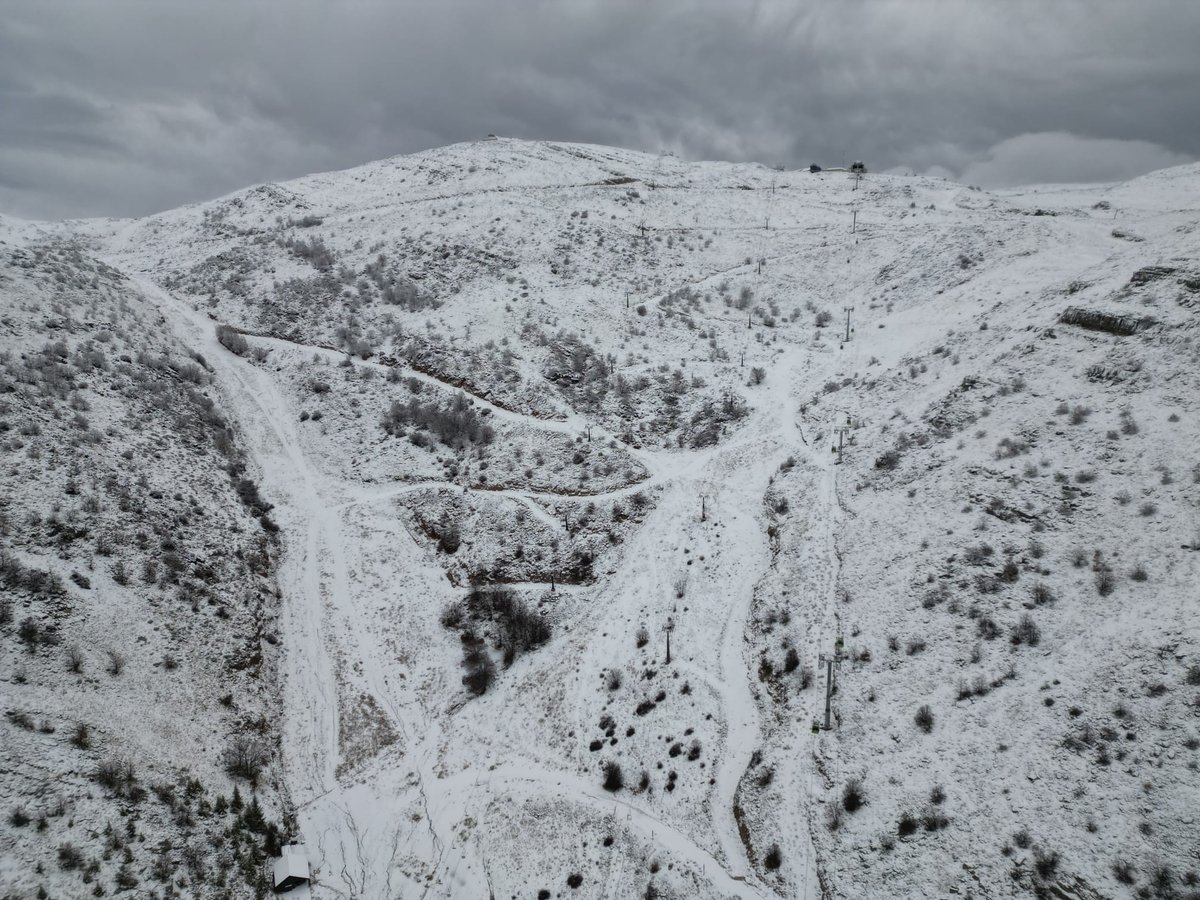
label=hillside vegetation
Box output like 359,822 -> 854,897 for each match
2,140 -> 1197,899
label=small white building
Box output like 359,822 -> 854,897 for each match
272,845 -> 310,893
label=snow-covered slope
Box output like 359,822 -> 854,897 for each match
0,235 -> 290,897
4,139 -> 1198,899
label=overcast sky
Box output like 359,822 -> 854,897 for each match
2,0 -> 1197,220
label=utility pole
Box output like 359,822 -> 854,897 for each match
819,639 -> 846,729
664,617 -> 675,665
851,210 -> 857,234
739,349 -> 745,367
701,496 -> 706,522
833,418 -> 851,464
625,291 -> 630,310
842,306 -> 854,343
747,310 -> 753,329
585,425 -> 592,442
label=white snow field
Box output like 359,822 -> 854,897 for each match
2,140 -> 1198,899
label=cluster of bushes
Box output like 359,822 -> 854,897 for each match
465,588 -> 550,661
216,324 -> 250,356
443,589 -> 552,694
361,253 -> 438,311
283,234 -> 336,271
0,552 -> 64,598
381,393 -> 496,449
681,395 -> 749,448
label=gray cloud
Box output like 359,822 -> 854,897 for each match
960,132 -> 1192,187
1,0 -> 1197,219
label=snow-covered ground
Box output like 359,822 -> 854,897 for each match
4,139 -> 1198,898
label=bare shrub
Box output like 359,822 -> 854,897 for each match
222,735 -> 269,781
1010,614 -> 1041,647
65,645 -> 85,673
1030,583 -> 1056,605
215,324 -> 250,356
842,777 -> 865,812
105,649 -> 126,676
1112,859 -> 1136,885
461,643 -> 495,695
95,757 -> 137,795
914,705 -> 935,733
381,393 -> 495,449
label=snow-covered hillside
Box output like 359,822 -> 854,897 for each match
3,139 -> 1198,899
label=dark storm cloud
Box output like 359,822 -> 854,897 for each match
2,0 -> 1197,219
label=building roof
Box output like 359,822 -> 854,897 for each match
273,846 -> 309,887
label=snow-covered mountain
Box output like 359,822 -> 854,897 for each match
2,138 -> 1198,899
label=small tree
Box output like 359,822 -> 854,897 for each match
223,735 -> 269,782
914,705 -> 935,733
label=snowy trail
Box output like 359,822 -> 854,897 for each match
140,276 -> 847,897
141,281 -> 492,898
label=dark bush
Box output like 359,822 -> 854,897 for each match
465,588 -> 550,658
1010,614 -> 1041,647
875,449 -> 901,471
842,778 -> 865,812
1112,859 -> 1136,884
1033,847 -> 1060,880
234,477 -> 274,519
914,705 -> 935,733
783,647 -> 800,673
763,844 -> 782,870
461,644 -> 495,695
57,843 -> 84,870
922,808 -> 949,831
1030,583 -> 1056,605
215,324 -> 250,356
95,757 -> 137,795
381,393 -> 495,449
977,616 -> 1000,640
898,812 -> 919,836
602,761 -> 624,792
